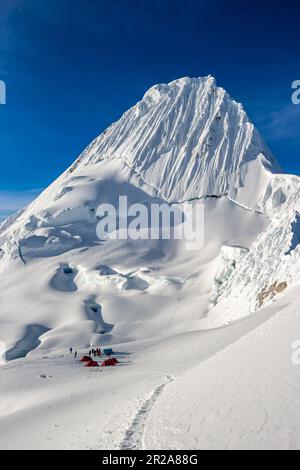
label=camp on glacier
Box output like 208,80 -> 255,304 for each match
0,76 -> 299,450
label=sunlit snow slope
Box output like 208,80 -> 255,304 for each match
0,76 -> 299,359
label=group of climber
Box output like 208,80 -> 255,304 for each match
69,346 -> 118,368
89,347 -> 103,358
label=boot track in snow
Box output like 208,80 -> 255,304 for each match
120,375 -> 174,450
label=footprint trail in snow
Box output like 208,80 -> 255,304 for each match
120,375 -> 174,450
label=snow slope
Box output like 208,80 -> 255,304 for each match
144,285 -> 300,450
0,76 -> 299,449
0,286 -> 299,450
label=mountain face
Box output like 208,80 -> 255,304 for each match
0,76 -> 299,359
71,76 -> 279,207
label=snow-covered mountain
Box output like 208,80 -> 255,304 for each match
71,76 -> 280,207
1,75 -> 300,450
0,75 -> 299,355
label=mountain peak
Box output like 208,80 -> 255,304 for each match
73,76 -> 278,207
143,75 -> 216,101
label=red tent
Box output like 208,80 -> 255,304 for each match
80,356 -> 92,363
102,357 -> 119,367
85,360 -> 99,367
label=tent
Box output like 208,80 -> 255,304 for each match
85,360 -> 99,367
102,358 -> 118,367
80,356 -> 92,363
103,348 -> 114,356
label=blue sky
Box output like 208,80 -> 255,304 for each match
0,0 -> 299,220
